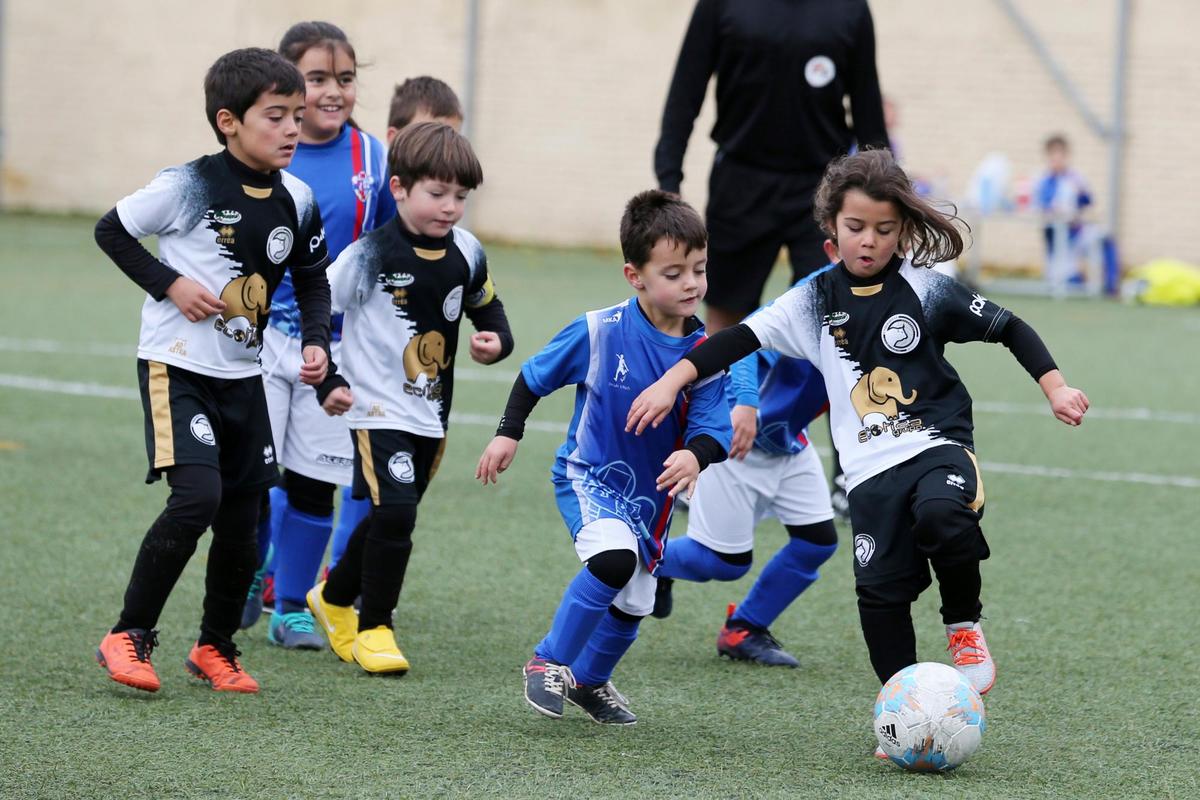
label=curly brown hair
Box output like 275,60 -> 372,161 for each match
814,149 -> 967,267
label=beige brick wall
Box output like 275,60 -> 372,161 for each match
2,0 -> 1192,268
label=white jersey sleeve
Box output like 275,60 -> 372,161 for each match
115,167 -> 188,238
743,284 -> 821,363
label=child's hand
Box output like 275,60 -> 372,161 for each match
469,331 -> 502,364
627,362 -> 698,434
476,436 -> 519,485
300,346 -> 328,385
656,449 -> 700,499
729,404 -> 758,460
322,386 -> 353,416
165,276 -> 225,322
1048,384 -> 1089,426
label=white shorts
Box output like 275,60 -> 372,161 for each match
687,445 -> 834,554
261,326 -> 355,486
573,518 -> 657,617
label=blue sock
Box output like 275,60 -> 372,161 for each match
658,536 -> 751,582
264,485 -> 287,579
273,502 -> 333,609
330,486 -> 370,567
733,538 -> 837,629
570,611 -> 641,686
534,568 -> 620,665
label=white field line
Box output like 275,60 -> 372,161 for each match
1,336 -> 1196,425
2,372 -> 1197,490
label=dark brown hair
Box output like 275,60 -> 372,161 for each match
1044,133 -> 1069,152
814,149 -> 966,267
389,122 -> 482,190
620,190 -> 707,268
389,76 -> 463,131
204,48 -> 304,145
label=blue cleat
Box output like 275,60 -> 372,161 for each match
716,605 -> 800,667
267,610 -> 326,650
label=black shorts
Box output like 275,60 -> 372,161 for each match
350,428 -> 446,507
705,154 -> 828,317
137,359 -> 278,491
847,445 -> 987,588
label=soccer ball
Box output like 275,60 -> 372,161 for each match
873,662 -> 986,772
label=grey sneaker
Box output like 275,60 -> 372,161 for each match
267,610 -> 326,650
567,680 -> 638,726
523,657 -> 574,718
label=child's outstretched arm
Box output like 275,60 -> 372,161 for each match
627,324 -> 762,434
996,315 -> 1089,426
476,373 -> 541,484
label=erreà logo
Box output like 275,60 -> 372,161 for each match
854,533 -> 876,566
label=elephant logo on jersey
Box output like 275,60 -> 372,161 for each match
214,274 -> 269,348
403,331 -> 452,382
881,314 -> 921,354
854,534 -> 876,567
851,367 -> 924,443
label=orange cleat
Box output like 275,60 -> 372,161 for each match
97,628 -> 161,692
184,641 -> 260,693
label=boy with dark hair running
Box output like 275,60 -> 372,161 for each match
306,122 -> 513,675
93,47 -> 341,693
477,190 -> 732,725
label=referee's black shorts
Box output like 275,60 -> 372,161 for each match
705,153 -> 829,317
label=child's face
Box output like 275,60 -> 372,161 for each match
296,44 -> 357,144
1046,143 -> 1069,173
827,189 -> 902,279
625,238 -> 707,321
392,176 -> 469,238
386,112 -> 463,146
218,91 -> 305,172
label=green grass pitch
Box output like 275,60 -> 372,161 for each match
0,213 -> 1197,798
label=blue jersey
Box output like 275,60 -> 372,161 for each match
269,125 -> 394,340
522,298 -> 732,574
728,350 -> 828,457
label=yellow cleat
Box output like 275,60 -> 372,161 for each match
352,626 -> 410,675
306,581 -> 357,663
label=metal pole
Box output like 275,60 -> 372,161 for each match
0,0 -> 7,210
462,0 -> 480,140
1106,0 -> 1129,249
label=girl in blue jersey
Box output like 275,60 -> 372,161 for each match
242,21 -> 395,648
477,191 -> 732,725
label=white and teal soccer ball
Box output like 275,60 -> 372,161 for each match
873,662 -> 986,772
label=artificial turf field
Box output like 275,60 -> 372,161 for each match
0,212 -> 1196,799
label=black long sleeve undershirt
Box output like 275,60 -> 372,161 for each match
997,314 -> 1057,381
94,207 -> 180,301
495,373 -> 727,470
686,324 -> 762,380
465,297 -> 515,362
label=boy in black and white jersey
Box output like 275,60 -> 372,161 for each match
306,122 -> 513,675
93,48 -> 344,694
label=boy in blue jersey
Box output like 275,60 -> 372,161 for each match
652,320 -> 839,667
477,190 -> 732,725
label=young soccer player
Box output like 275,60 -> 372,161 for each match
653,347 -> 838,668
477,190 -> 733,725
628,150 -> 1089,703
93,48 -> 339,693
306,122 -> 513,675
386,76 -> 464,145
241,22 -> 395,650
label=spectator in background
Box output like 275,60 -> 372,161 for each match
1034,134 -> 1092,278
654,0 -> 889,334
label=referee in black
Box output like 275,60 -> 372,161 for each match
655,0 -> 889,334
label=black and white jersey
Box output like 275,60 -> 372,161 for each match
746,256 -> 1011,490
328,218 -> 497,438
116,150 -> 329,379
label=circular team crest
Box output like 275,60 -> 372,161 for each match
267,227 -> 294,264
190,414 -> 215,446
854,533 -> 876,567
387,452 -> 416,484
881,314 -> 921,354
442,286 -> 464,321
805,55 -> 836,88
